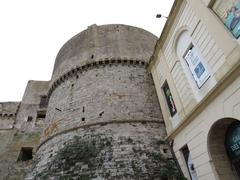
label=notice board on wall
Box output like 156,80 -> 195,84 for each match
184,46 -> 210,88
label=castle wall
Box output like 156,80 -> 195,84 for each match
0,24 -> 181,180
0,81 -> 49,180
43,65 -> 162,140
51,24 -> 157,82
32,123 -> 168,179
29,59 -> 174,179
0,102 -> 19,129
27,25 -> 180,179
0,130 -> 42,179
15,80 -> 50,133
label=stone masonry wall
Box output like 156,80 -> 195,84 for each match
0,130 -> 41,180
28,123 -> 177,179
42,65 -> 162,141
26,24 -> 181,179
15,80 -> 50,133
27,63 -> 180,179
0,24 -> 183,180
52,24 -> 157,82
0,81 -> 49,180
0,102 -> 19,130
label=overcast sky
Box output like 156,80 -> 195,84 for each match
0,0 -> 174,102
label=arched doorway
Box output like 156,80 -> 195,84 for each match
225,121 -> 240,177
208,118 -> 240,180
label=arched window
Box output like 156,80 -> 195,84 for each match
176,30 -> 216,102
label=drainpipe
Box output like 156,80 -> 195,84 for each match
169,139 -> 185,178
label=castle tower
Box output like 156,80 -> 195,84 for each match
28,24 -> 175,179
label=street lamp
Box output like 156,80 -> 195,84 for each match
156,14 -> 168,19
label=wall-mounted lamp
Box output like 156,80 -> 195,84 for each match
156,14 -> 168,19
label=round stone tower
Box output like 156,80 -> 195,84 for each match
28,24 -> 173,179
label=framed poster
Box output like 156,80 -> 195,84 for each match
212,0 -> 240,38
184,46 -> 210,88
162,82 -> 177,117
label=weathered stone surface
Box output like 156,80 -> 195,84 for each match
0,130 -> 41,180
29,123 -> 179,179
0,102 -> 19,115
15,80 -> 50,133
0,24 -> 181,180
0,81 -> 49,180
43,65 -> 162,140
52,24 -> 157,82
25,24 -> 180,179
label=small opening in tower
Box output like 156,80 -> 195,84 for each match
76,75 -> 79,79
27,116 -> 33,122
99,111 -> 104,117
82,117 -> 85,121
17,147 -> 33,161
91,54 -> 94,59
37,110 -> 46,119
163,148 -> 168,153
55,108 -> 62,112
82,106 -> 85,113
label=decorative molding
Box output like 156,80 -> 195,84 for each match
0,113 -> 14,118
48,58 -> 148,97
36,119 -> 163,151
167,61 -> 240,139
0,103 -> 20,119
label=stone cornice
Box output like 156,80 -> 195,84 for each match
0,113 -> 15,118
36,119 -> 163,151
0,103 -> 20,119
48,58 -> 148,97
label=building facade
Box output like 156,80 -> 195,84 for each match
0,24 -> 181,179
149,0 -> 240,179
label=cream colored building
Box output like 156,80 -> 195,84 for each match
149,0 -> 240,179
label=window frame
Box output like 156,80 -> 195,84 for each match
183,44 -> 211,89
